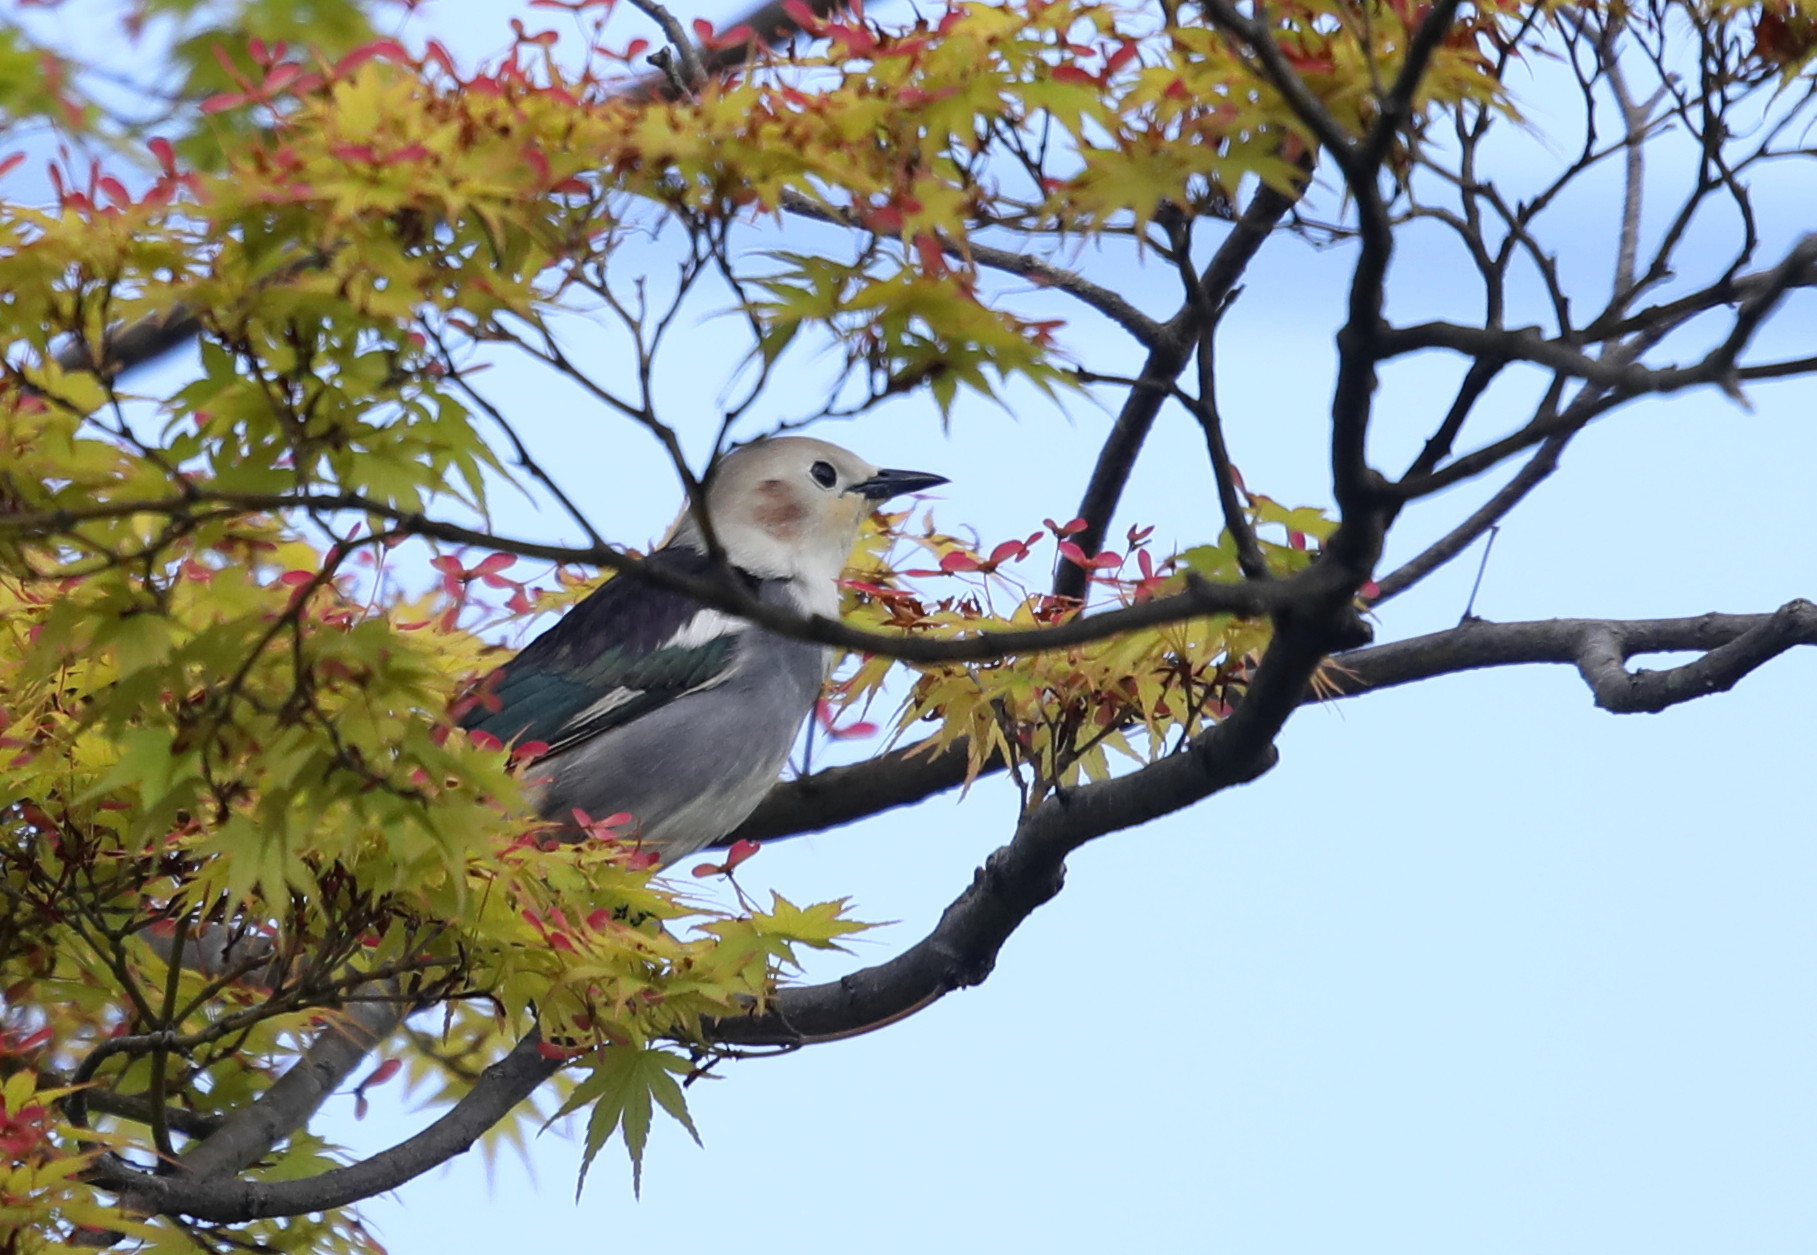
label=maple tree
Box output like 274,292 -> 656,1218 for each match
2,0 -> 1814,1249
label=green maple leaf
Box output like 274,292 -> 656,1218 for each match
751,893 -> 875,951
551,1046 -> 700,1199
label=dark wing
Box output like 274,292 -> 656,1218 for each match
458,548 -> 752,758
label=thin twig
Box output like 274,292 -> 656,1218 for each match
1190,291 -> 1268,580
776,190 -> 1164,343
1459,525 -> 1499,622
1373,429 -> 1567,604
1054,182 -> 1301,600
624,0 -> 707,93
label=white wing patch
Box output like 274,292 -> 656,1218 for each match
566,687 -> 641,729
555,609 -> 748,739
664,608 -> 749,650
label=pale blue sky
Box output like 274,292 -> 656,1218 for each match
23,1 -> 1817,1250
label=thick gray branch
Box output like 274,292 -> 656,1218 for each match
710,601 -> 1369,1045
1570,600 -> 1817,713
88,1030 -> 557,1223
708,602 -> 1814,1045
1327,604 -> 1817,704
52,308 -> 202,378
176,1000 -> 405,1179
724,739 -> 978,845
731,604 -> 1817,847
711,721 -> 1280,1045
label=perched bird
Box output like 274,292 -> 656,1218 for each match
459,436 -> 947,865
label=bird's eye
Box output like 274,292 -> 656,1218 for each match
809,460 -> 838,489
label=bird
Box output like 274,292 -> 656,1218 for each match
457,436 -> 948,866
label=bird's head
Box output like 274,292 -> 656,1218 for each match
668,436 -> 947,593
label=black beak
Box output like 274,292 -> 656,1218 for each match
850,467 -> 950,500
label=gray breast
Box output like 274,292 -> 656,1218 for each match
529,625 -> 828,865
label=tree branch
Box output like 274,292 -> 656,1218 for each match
89,1030 -> 559,1223
45,254 -> 326,382
722,739 -> 980,846
961,240 -> 1163,344
60,1088 -> 223,1142
51,307 -> 202,379
1597,252 -> 1817,341
1328,604 -> 1817,703
1373,429 -> 1567,603
1386,236 -> 1817,409
776,189 -> 1163,342
1570,600 -> 1817,714
624,0 -> 707,95
85,601 -> 1815,1223
1402,358 -> 1507,482
4,488 -> 1357,663
1596,13 -> 1653,307
174,1001 -> 405,1180
45,0 -> 849,382
1054,183 -> 1300,599
1191,297 -> 1269,581
624,0 -> 853,99
723,603 -> 1817,847
1198,0 -> 1362,163
1388,230 -> 1817,502
1379,321 -> 1641,381
707,602 -> 1365,1046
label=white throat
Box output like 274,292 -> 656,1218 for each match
670,517 -> 849,622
